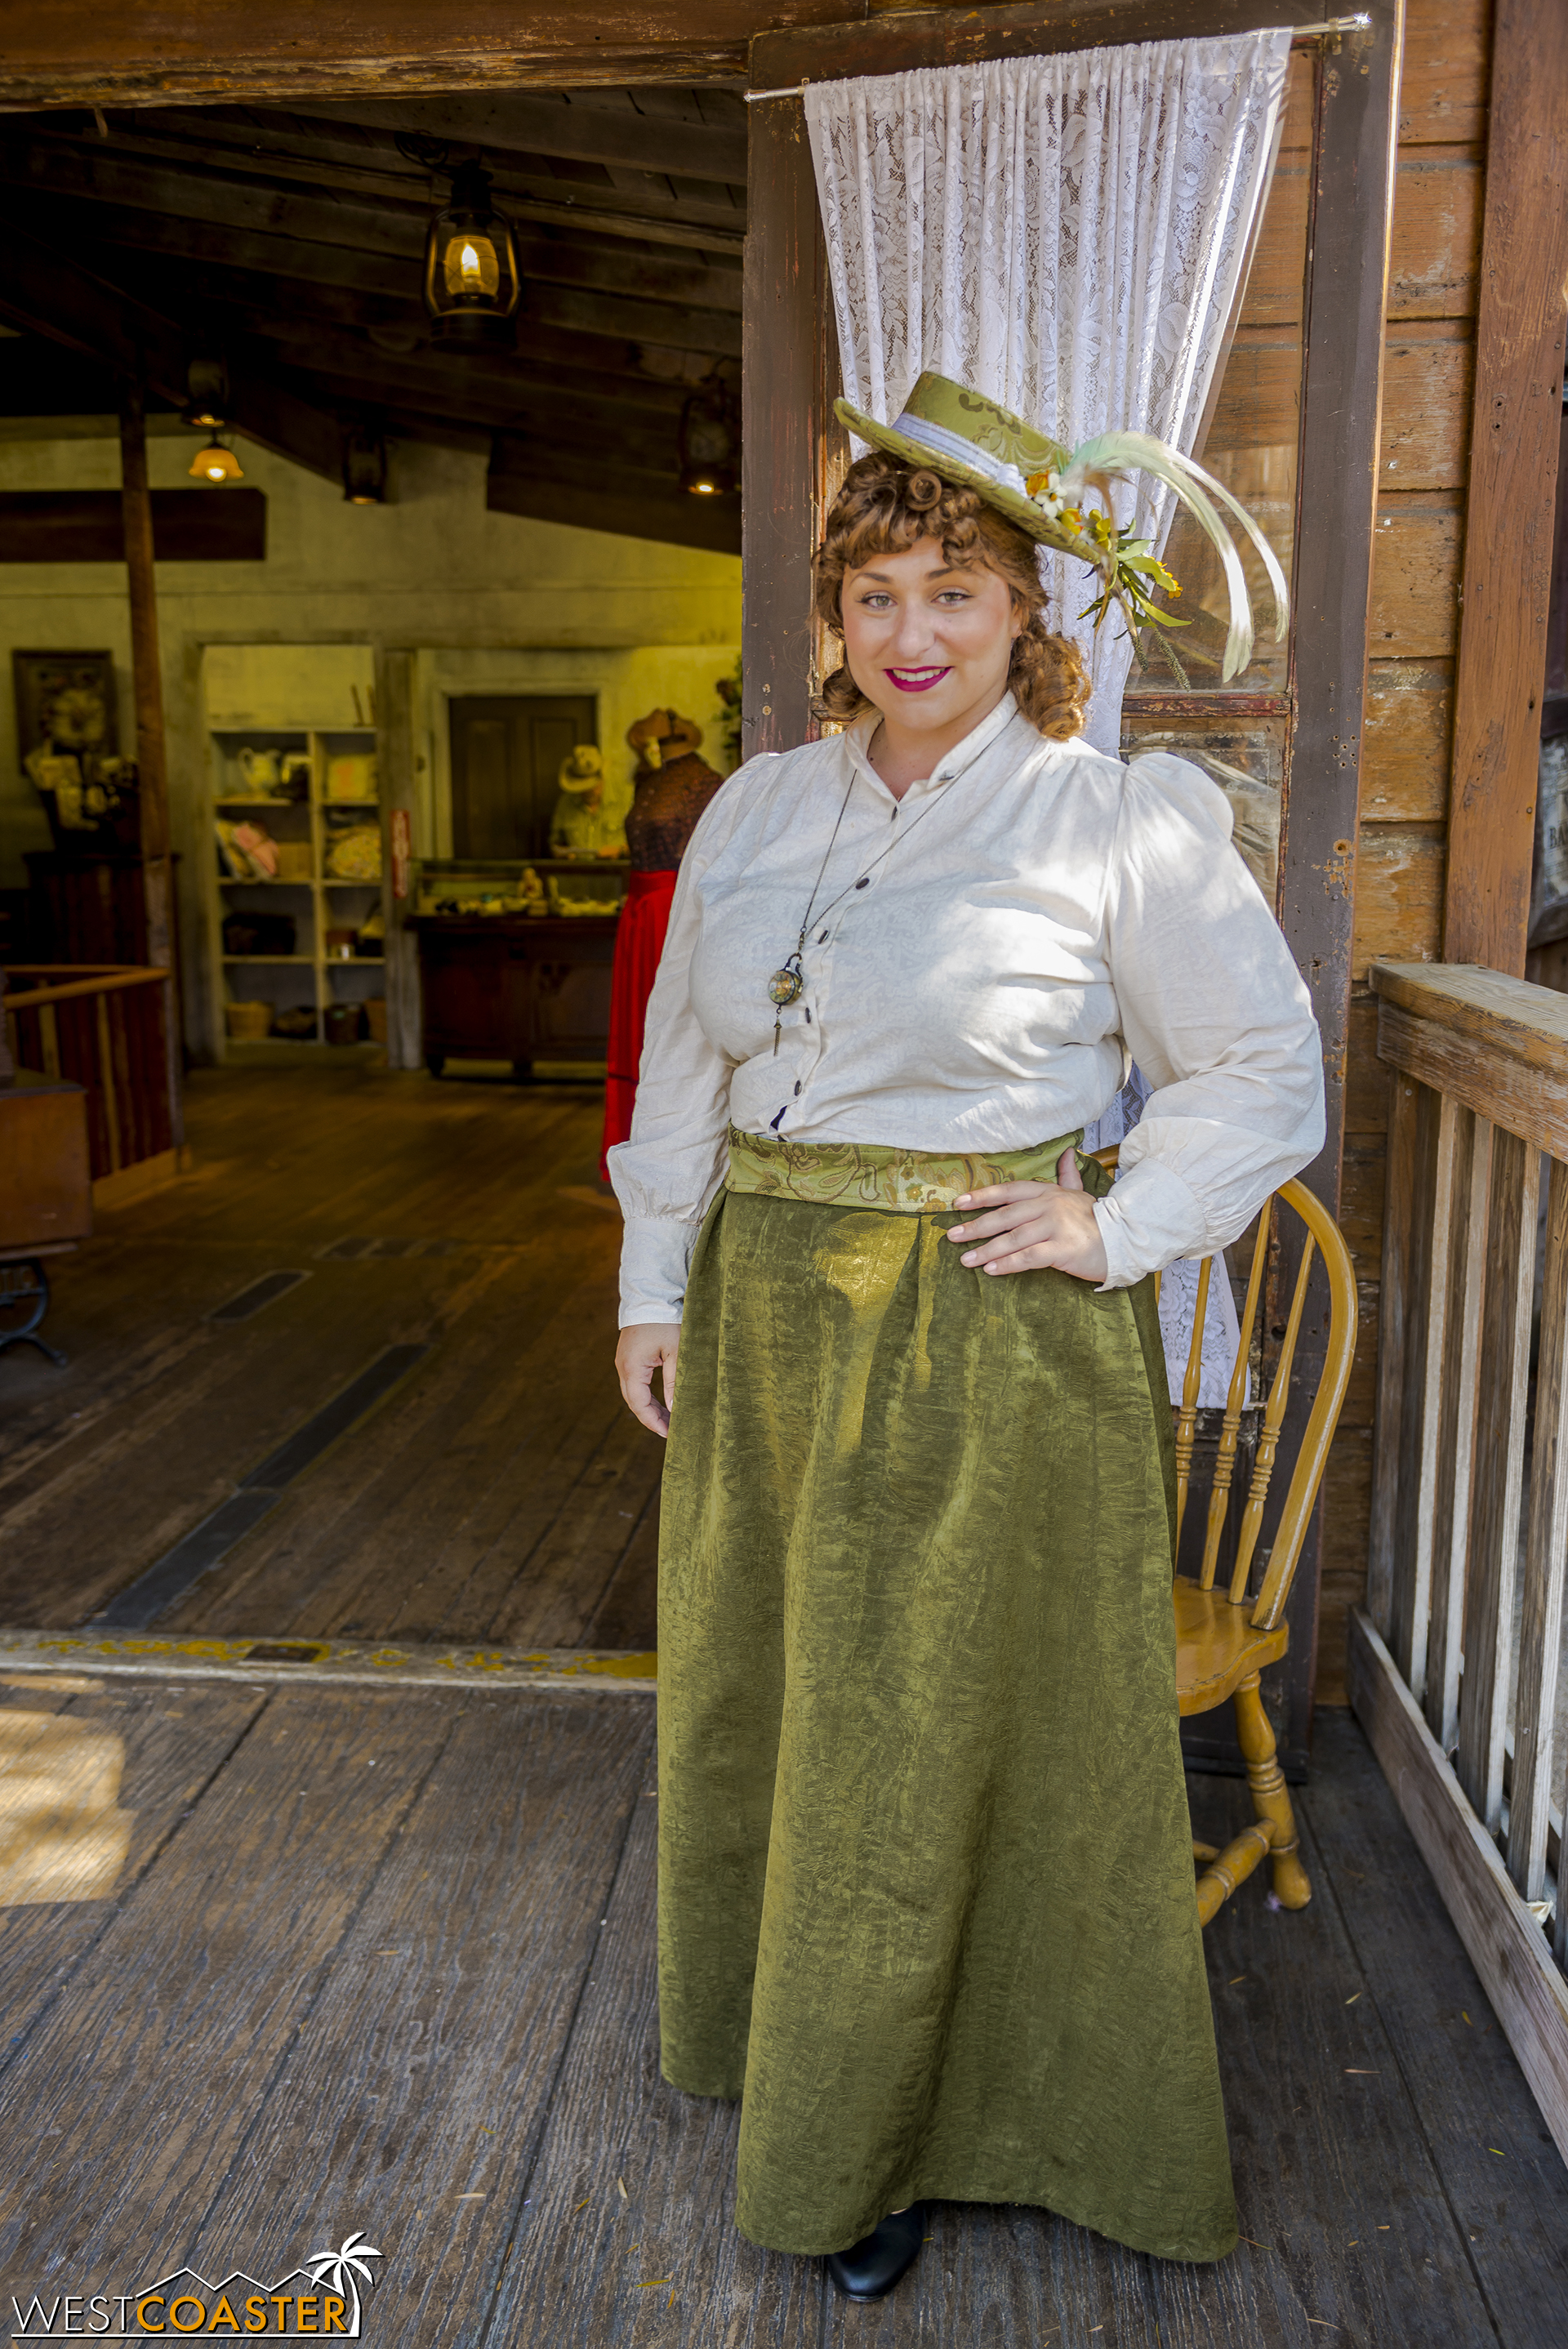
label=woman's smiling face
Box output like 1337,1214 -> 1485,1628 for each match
840,535 -> 1021,745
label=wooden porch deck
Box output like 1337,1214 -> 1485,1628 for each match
0,1674 -> 1564,2347
0,1064 -> 662,1648
2,1067 -> 1566,2343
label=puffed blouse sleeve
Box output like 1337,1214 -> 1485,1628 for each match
1091,752 -> 1326,1290
605,765 -> 753,1326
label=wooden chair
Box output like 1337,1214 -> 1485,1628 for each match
1091,1149 -> 1358,1923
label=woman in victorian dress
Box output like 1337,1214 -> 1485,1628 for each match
608,374 -> 1323,2297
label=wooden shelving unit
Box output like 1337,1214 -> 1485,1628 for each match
200,647 -> 387,1060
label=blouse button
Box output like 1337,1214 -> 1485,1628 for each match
854,876 -> 870,890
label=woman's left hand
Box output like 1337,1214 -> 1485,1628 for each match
946,1147 -> 1109,1284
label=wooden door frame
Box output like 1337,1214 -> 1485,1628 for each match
1441,0 -> 1568,976
742,0 -> 1405,1770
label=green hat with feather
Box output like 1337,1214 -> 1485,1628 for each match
835,371 -> 1287,683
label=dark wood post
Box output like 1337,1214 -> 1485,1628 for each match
119,373 -> 184,1142
1441,0 -> 1568,974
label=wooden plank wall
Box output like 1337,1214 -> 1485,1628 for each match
1321,0 -> 1489,1702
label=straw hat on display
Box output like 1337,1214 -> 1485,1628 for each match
626,710 -> 705,772
835,370 -> 1288,680
557,744 -> 606,796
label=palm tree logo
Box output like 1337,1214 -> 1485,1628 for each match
304,2232 -> 383,2334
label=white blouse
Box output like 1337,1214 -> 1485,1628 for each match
608,693 -> 1325,1326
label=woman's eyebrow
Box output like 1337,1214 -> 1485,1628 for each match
853,564 -> 966,583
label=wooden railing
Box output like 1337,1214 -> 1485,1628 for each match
2,965 -> 180,1202
1355,961 -> 1568,2162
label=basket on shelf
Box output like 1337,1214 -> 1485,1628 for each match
273,842 -> 314,882
324,1002 -> 363,1046
223,909 -> 296,956
225,1001 -> 273,1040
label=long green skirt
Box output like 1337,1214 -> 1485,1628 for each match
657,1130 -> 1236,2265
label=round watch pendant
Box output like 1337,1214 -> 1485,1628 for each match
768,965 -> 804,1009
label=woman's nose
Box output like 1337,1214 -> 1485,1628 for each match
889,603 -> 935,657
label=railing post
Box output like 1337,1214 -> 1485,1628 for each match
1457,1128 -> 1539,1830
1422,1106 -> 1490,1754
1370,1068 -> 1437,1656
1510,1154 -> 1568,1917
93,988 -> 123,1174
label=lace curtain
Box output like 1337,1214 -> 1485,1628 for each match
808,35 -> 1290,1400
804,30 -> 1293,754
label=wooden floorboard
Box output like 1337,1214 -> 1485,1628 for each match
1304,1707 -> 1568,2341
162,1237 -> 657,1646
491,1762 -> 1504,2349
0,1678 -> 266,2052
582,1486 -> 662,1651
1189,1776 -> 1499,2345
0,1685 -> 459,2285
0,1067 -> 648,1646
181,1694 -> 655,2348
0,1270 -> 462,1624
0,1683 -> 1561,2341
488,1791 -> 830,2349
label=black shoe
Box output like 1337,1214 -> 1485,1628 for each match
826,2204 -> 927,2301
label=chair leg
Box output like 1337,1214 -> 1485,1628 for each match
1233,1672 -> 1312,1909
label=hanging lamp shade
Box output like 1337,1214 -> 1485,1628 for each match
342,426 -> 387,506
189,433 -> 243,484
181,357 -> 229,430
678,379 -> 738,496
422,158 -> 521,347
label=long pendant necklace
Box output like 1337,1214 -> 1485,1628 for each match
767,763 -> 958,1053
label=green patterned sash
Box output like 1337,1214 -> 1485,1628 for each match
724,1122 -> 1092,1213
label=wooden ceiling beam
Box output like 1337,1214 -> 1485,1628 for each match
15,185 -> 742,314
528,283 -> 739,358
294,361 -> 693,472
119,91 -> 748,190
293,91 -> 746,186
0,2 -> 849,111
0,335 -> 144,418
488,437 -> 741,557
232,323 -> 697,426
0,223 -> 345,481
29,107 -> 745,228
97,253 -> 730,393
0,127 -> 745,257
13,207 -> 741,363
0,224 -> 187,392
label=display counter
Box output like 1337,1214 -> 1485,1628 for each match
408,858 -> 626,1077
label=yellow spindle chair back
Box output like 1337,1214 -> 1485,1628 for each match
1089,1148 -> 1358,1924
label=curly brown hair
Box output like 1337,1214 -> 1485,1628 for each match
811,450 -> 1090,741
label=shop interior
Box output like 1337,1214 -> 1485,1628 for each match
0,90 -> 745,1648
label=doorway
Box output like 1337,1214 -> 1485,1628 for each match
448,693 -> 599,862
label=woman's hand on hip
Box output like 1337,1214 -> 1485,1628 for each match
946,1148 -> 1109,1285
617,1322 -> 682,1437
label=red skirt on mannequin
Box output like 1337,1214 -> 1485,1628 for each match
601,866 -> 679,1179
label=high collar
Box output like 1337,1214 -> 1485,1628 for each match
844,689 -> 1022,802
